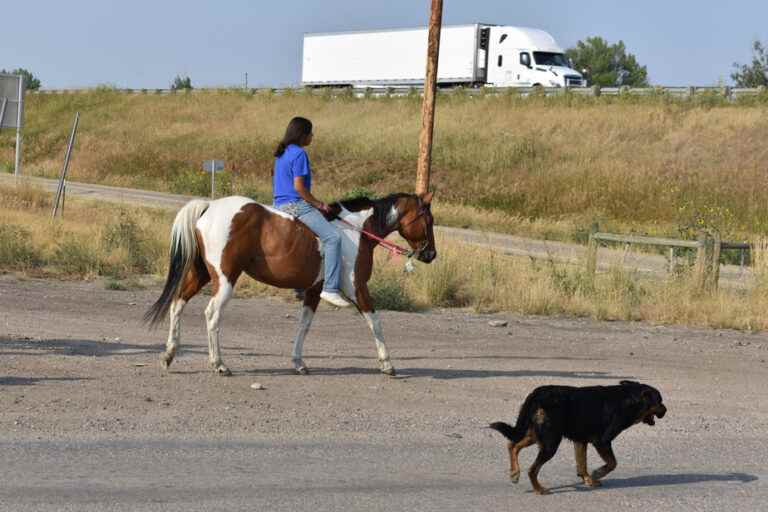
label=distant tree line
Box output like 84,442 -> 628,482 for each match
731,40 -> 768,87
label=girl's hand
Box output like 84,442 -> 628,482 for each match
316,202 -> 330,213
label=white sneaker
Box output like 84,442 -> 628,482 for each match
320,291 -> 352,308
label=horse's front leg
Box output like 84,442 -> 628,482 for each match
291,285 -> 321,375
356,284 -> 396,376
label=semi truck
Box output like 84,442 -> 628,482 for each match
301,24 -> 586,89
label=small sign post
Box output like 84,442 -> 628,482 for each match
202,159 -> 224,199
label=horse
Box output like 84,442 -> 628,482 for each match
144,192 -> 436,376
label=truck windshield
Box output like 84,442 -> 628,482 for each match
533,52 -> 569,67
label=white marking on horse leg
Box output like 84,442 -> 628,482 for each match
161,298 -> 186,368
204,278 -> 233,376
291,305 -> 315,374
362,311 -> 395,375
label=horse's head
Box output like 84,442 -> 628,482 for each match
394,192 -> 437,263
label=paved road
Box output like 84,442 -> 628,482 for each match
0,173 -> 754,286
0,437 -> 763,512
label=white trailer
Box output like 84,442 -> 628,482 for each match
301,24 -> 586,89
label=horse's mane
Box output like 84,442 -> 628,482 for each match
330,193 -> 412,234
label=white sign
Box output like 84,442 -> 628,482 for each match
0,74 -> 23,129
202,159 -> 225,172
0,73 -> 24,176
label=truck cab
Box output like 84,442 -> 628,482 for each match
485,26 -> 585,88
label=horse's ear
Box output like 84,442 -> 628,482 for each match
419,191 -> 434,204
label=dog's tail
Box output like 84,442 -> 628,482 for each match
489,393 -> 538,443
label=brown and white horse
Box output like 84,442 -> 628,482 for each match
145,192 -> 436,376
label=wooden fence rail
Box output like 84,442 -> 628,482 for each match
586,227 -> 750,291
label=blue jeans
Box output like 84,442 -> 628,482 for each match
276,200 -> 342,293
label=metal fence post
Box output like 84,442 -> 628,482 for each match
15,75 -> 24,176
52,112 -> 80,220
586,223 -> 599,280
711,231 -> 721,291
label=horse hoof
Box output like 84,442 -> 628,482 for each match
215,365 -> 232,376
292,359 -> 309,375
509,471 -> 520,484
159,352 -> 173,369
584,477 -> 602,488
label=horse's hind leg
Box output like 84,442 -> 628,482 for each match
204,272 -> 236,376
291,284 -> 322,375
161,261 -> 210,369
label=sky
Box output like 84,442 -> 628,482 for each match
2,1 -> 767,89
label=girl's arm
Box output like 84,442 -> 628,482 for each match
293,176 -> 328,212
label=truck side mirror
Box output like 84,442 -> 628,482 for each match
520,53 -> 531,69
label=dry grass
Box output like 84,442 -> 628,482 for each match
3,90 -> 768,242
0,182 -> 169,279
3,183 -> 768,331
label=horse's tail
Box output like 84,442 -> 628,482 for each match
489,392 -> 538,443
144,199 -> 210,327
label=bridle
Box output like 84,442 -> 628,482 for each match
333,201 -> 432,259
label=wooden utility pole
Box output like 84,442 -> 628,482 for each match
415,0 -> 443,195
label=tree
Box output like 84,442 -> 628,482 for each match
170,75 -> 193,91
731,40 -> 768,87
566,37 -> 649,87
0,68 -> 41,90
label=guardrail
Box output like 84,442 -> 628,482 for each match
30,85 -> 768,100
585,225 -> 751,291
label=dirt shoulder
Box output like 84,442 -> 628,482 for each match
1,274 -> 766,442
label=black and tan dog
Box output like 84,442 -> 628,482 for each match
489,380 -> 666,495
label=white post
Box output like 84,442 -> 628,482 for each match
14,75 -> 24,177
211,160 -> 215,199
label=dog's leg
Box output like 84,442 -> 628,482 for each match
574,442 -> 601,487
591,444 -> 617,482
509,430 -> 535,483
528,438 -> 560,495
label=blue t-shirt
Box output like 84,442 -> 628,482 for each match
273,144 -> 312,206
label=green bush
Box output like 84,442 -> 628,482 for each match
0,224 -> 42,269
168,167 -> 233,197
53,237 -> 99,275
369,266 -> 419,311
101,212 -> 160,275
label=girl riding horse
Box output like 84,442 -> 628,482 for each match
272,116 -> 350,308
145,164 -> 436,376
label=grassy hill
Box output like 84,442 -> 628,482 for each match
3,89 -> 768,241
